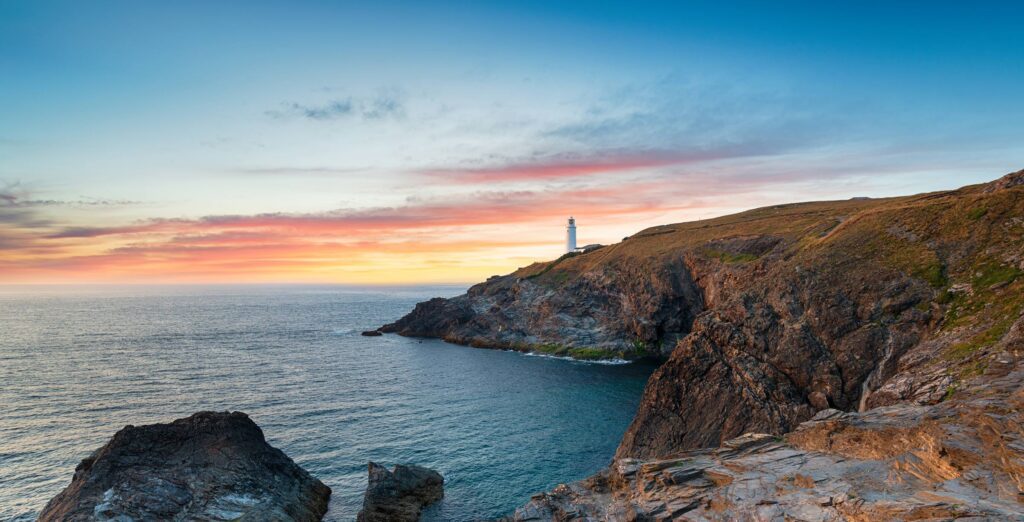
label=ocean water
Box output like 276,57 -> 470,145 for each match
0,285 -> 654,521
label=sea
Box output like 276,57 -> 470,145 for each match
0,285 -> 654,521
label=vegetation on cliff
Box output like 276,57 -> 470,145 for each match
389,169 -> 1024,518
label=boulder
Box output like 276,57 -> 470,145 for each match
361,330 -> 383,336
39,411 -> 331,521
357,462 -> 444,522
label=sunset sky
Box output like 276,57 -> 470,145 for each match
2,1 -> 1023,284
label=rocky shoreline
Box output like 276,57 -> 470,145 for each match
395,169 -> 1024,519
506,362 -> 1024,520
39,170 -> 1024,520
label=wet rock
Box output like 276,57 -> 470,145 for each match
39,411 -> 331,522
361,330 -> 383,336
357,462 -> 444,522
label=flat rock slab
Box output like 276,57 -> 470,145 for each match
39,411 -> 331,521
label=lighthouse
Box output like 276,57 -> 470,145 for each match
566,217 -> 577,253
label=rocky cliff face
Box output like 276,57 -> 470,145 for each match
39,411 -> 331,521
619,170 -> 1024,458
382,253 -> 704,359
390,171 -> 1023,458
386,170 -> 1024,518
507,361 -> 1024,521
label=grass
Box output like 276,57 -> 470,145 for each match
704,248 -> 759,264
942,384 -> 958,402
914,260 -> 948,288
944,260 -> 1023,331
959,359 -> 988,379
522,252 -> 578,279
631,339 -> 649,356
966,206 -> 988,220
972,262 -> 1022,289
944,312 -> 1018,361
533,343 -> 569,356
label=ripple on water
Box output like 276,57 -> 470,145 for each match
0,285 -> 654,521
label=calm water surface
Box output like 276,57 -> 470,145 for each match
0,285 -> 654,521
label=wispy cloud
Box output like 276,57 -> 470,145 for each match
231,166 -> 370,176
420,146 -> 782,183
266,93 -> 405,121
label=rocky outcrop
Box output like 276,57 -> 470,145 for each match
983,167 -> 1024,193
39,411 -> 331,522
381,256 -> 704,359
508,361 -> 1024,521
379,170 -> 1024,518
357,462 -> 444,522
391,170 -> 1024,460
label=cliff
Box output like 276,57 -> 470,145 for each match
508,363 -> 1024,520
387,169 -> 1024,518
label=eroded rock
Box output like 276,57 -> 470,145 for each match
506,365 -> 1024,520
39,411 -> 331,522
357,462 -> 444,522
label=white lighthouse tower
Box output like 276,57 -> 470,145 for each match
566,217 -> 577,253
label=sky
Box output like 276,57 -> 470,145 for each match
1,1 -> 1022,284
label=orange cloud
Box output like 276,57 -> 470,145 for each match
0,170 -> 801,284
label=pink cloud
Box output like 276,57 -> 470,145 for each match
419,150 -> 731,183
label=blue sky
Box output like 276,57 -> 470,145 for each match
1,1 -> 1022,282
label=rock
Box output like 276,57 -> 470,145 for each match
807,390 -> 830,410
379,168 -> 1024,519
361,330 -> 383,336
357,462 -> 443,522
384,168 -> 1024,459
39,411 -> 331,522
505,366 -> 1024,520
983,168 -> 1024,192
380,254 -> 705,359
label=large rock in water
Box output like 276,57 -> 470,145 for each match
357,462 -> 444,522
39,411 -> 331,521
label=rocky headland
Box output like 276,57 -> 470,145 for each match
389,170 -> 1024,519
39,411 -> 331,521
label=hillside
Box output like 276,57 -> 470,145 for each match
385,169 -> 1024,519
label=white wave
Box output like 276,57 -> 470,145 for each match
517,351 -> 632,365
331,328 -> 356,335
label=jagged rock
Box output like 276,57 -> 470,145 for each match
381,258 -> 704,359
387,169 -> 1024,459
39,411 -> 331,522
380,170 -> 1024,518
357,462 -> 444,522
361,330 -> 383,336
505,365 -> 1024,520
